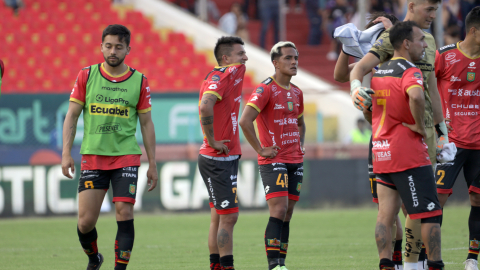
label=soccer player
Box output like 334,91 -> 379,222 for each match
370,21 -> 444,270
240,41 -> 305,270
434,7 -> 480,270
334,12 -> 405,269
61,24 -> 158,270
198,36 -> 247,270
349,1 -> 448,268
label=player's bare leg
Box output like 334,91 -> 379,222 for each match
78,189 -> 106,270
376,184 -> 402,269
208,208 -> 221,270
393,214 -> 404,269
420,222 -> 443,269
113,201 -> 134,270
265,197 -> 288,270
465,192 -> 480,270
217,212 -> 238,269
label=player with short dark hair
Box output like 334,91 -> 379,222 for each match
434,6 -> 480,270
198,36 -> 248,270
370,21 -> 444,270
240,41 -> 305,270
62,24 -> 158,270
350,1 -> 447,268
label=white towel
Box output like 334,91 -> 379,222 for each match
333,23 -> 385,59
437,143 -> 457,163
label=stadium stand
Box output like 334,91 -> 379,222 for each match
0,0 -> 256,93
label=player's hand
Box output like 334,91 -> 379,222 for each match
445,118 -> 453,132
351,86 -> 374,111
258,145 -> 281,159
402,122 -> 427,138
209,139 -> 230,155
372,16 -> 393,29
61,154 -> 75,179
146,165 -> 158,192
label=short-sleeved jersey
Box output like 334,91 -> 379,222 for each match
370,29 -> 436,128
198,63 -> 246,157
370,57 -> 431,174
246,77 -> 304,165
70,63 -> 152,170
436,42 -> 480,149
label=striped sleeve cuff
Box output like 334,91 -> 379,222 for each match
246,103 -> 261,113
203,91 -> 222,101
70,98 -> 85,106
138,107 -> 152,114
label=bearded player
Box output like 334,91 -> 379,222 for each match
240,41 -> 305,270
198,36 -> 247,270
370,21 -> 444,270
350,1 -> 449,269
62,24 -> 158,270
434,7 -> 480,270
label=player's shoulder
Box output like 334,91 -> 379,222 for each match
290,83 -> 303,94
437,43 -> 458,55
375,58 -> 418,78
371,30 -> 392,50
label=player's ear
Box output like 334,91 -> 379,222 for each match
126,46 -> 131,55
407,1 -> 415,13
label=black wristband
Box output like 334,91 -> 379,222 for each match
435,124 -> 444,136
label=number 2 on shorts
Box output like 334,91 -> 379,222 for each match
436,170 -> 445,186
276,174 -> 288,188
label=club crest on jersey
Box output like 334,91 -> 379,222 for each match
467,72 -> 475,82
256,87 -> 264,94
211,75 -> 220,81
288,102 -> 293,111
129,184 -> 136,195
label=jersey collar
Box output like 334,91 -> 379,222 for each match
101,63 -> 130,78
214,63 -> 242,68
457,41 -> 480,60
270,76 -> 291,90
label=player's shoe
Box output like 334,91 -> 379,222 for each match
280,266 -> 289,270
464,259 -> 479,270
403,262 -> 417,270
86,253 -> 103,270
394,265 -> 403,270
417,259 -> 427,269
210,263 -> 222,270
271,266 -> 282,270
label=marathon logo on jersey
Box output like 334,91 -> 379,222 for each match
376,69 -> 394,75
90,103 -> 130,118
101,86 -> 128,92
445,52 -> 456,61
95,122 -> 122,134
375,151 -> 391,161
372,140 -> 390,150
408,175 -> 419,207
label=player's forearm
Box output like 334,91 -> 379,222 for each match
239,121 -> 263,153
298,121 -> 306,148
62,112 -> 79,156
334,51 -> 351,83
429,88 -> 444,125
140,120 -> 157,166
409,95 -> 425,129
200,106 -> 215,144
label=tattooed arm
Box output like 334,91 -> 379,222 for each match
199,93 -> 230,155
61,101 -> 83,178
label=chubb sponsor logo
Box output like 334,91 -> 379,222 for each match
451,104 -> 480,109
95,122 -> 122,134
372,140 -> 390,149
90,103 -> 129,118
101,86 -> 128,92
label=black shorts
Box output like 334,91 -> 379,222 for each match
376,166 -> 442,220
368,137 -> 378,203
436,147 -> 480,196
198,155 -> 239,215
78,166 -> 139,204
259,162 -> 303,201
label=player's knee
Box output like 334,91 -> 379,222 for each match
78,219 -> 96,233
115,203 -> 134,220
438,193 -> 449,207
220,213 -> 238,226
272,205 -> 288,220
470,192 -> 480,206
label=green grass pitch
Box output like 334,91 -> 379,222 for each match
0,206 -> 470,269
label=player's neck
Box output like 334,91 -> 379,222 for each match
392,51 -> 412,63
459,39 -> 480,59
102,62 -> 128,77
272,73 -> 291,89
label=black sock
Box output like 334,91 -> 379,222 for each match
379,258 -> 395,269
114,219 -> 134,270
279,221 -> 290,266
467,206 -> 480,260
220,255 -> 234,269
78,226 -> 99,263
210,253 -> 220,270
265,217 -> 283,270
393,239 -> 402,265
419,245 -> 426,261
427,260 -> 444,269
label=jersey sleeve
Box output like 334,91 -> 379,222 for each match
203,72 -> 229,101
137,75 -> 152,113
434,50 -> 443,80
403,68 -> 425,93
369,31 -> 394,63
246,84 -> 270,113
69,68 -> 89,106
